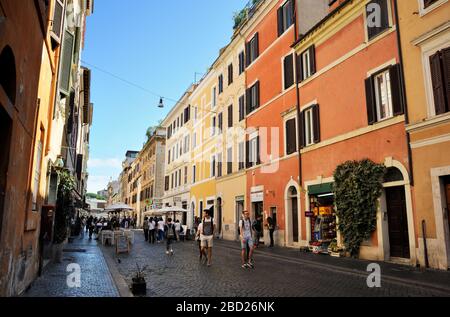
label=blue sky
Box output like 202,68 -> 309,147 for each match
84,0 -> 247,193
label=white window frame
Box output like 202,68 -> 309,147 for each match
304,107 -> 315,147
249,136 -> 258,166
418,0 -> 448,16
227,147 -> 233,174
212,86 -> 217,108
302,49 -> 311,80
373,69 -> 394,122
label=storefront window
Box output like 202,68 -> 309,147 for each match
309,190 -> 337,253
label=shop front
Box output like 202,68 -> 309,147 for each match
306,183 -> 341,256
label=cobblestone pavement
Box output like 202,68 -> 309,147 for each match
100,231 -> 450,297
23,235 -> 119,297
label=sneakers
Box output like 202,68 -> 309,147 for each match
241,264 -> 249,269
170,249 -> 174,255
247,262 -> 254,269
165,250 -> 170,255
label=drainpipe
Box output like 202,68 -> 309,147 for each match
293,0 -> 302,186
393,0 -> 414,186
422,220 -> 429,269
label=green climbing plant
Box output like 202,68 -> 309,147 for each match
53,170 -> 76,244
332,159 -> 386,257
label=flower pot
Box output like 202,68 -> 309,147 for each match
131,278 -> 146,296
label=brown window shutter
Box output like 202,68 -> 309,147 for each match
299,111 -> 306,149
277,7 -> 283,36
246,140 -> 250,168
365,76 -> 376,124
255,81 -> 260,108
255,33 -> 259,58
228,105 -> 233,127
441,48 -> 450,112
246,88 -> 251,114
309,45 -> 316,75
286,118 -> 297,155
312,104 -> 321,144
430,51 -> 447,115
256,136 -> 261,165
245,42 -> 251,67
296,53 -> 303,83
284,54 -> 294,89
389,64 -> 405,116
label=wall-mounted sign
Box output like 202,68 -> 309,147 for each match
251,192 -> 264,203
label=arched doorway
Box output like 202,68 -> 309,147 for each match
288,187 -> 299,243
383,167 -> 410,259
0,46 -> 17,104
0,45 -> 16,242
216,197 -> 222,237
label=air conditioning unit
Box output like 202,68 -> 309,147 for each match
50,0 -> 65,46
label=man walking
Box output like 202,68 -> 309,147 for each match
239,210 -> 254,269
143,217 -> 149,242
164,218 -> 176,255
157,217 -> 165,243
200,209 -> 215,267
148,217 -> 156,244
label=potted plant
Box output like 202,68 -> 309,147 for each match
328,239 -> 345,257
131,263 -> 147,296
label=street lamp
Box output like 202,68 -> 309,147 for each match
158,97 -> 164,108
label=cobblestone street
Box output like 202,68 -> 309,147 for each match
100,231 -> 450,297
23,236 -> 119,297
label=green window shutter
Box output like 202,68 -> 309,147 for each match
59,31 -> 74,95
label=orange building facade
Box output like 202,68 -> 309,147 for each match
293,0 -> 417,264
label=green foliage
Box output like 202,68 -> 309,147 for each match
53,170 -> 76,244
233,9 -> 248,30
86,193 -> 106,200
332,159 -> 386,257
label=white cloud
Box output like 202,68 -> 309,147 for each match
87,175 -> 111,193
88,158 -> 122,169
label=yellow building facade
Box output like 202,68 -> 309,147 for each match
398,0 -> 450,270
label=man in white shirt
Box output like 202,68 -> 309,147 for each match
157,218 -> 165,243
148,217 -> 156,244
239,210 -> 254,269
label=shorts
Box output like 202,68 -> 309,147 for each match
200,235 -> 213,248
241,236 -> 254,250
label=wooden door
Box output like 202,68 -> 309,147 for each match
386,186 -> 410,258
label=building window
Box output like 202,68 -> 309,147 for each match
246,33 -> 259,66
212,86 -> 217,108
192,165 -> 196,183
211,155 -> 216,177
217,153 -> 223,177
32,139 -> 43,211
246,81 -> 260,115
366,0 -> 390,41
239,51 -> 245,75
228,63 -> 233,85
184,135 -> 190,153
429,47 -> 450,116
179,169 -> 182,187
239,95 -> 245,121
277,0 -> 294,36
285,117 -> 297,155
239,142 -> 245,170
218,74 -> 224,94
283,54 -> 294,89
246,136 -> 260,168
300,105 -> 320,147
365,64 -> 404,125
218,112 -> 223,134
228,105 -> 233,128
298,46 -> 316,82
168,150 -> 171,164
211,116 -> 216,136
192,132 -> 197,149
227,147 -> 233,175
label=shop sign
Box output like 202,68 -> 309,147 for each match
251,192 -> 264,203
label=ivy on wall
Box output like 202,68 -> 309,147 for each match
53,170 -> 76,244
332,159 -> 386,257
